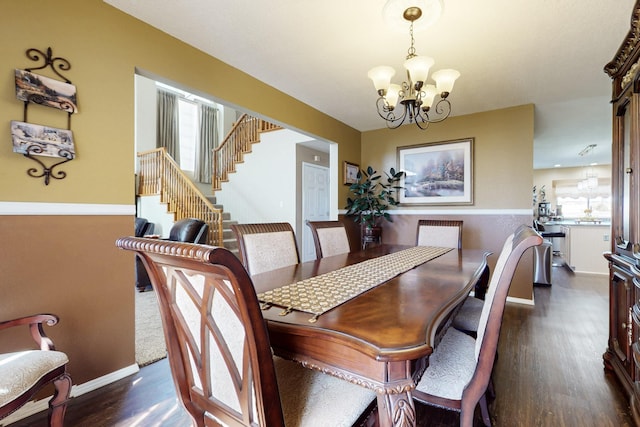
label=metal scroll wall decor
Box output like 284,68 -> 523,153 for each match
11,47 -> 78,185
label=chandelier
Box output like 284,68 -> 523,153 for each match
368,4 -> 459,130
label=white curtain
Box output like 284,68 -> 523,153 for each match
196,104 -> 218,183
157,90 -> 180,162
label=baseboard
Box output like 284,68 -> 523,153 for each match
0,364 -> 139,426
507,295 -> 535,306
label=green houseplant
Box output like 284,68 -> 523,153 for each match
344,166 -> 405,233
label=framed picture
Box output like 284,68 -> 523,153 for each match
343,161 -> 360,185
15,69 -> 78,113
11,121 -> 75,159
397,138 -> 474,205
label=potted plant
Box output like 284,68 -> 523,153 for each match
344,166 -> 405,243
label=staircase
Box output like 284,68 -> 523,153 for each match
137,113 -> 280,254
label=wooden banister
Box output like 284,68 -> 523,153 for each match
212,114 -> 281,191
137,147 -> 224,246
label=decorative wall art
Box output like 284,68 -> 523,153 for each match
11,47 -> 77,185
11,121 -> 75,159
343,161 -> 360,185
397,138 -> 474,205
15,69 -> 78,113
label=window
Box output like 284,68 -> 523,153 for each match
554,178 -> 611,219
178,98 -> 198,172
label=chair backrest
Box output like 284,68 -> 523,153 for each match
463,225 -> 542,401
416,219 -> 463,249
306,220 -> 351,259
116,237 -> 287,426
169,218 -> 209,244
231,223 -> 300,276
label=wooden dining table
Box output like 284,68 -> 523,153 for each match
251,244 -> 490,427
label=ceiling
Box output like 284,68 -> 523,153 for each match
104,0 -> 636,169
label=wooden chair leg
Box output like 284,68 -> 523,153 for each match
48,373 -> 72,427
478,394 -> 492,427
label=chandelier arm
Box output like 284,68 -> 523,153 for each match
385,107 -> 409,129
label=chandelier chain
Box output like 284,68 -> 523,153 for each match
406,21 -> 416,59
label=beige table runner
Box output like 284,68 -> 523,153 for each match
257,246 -> 452,322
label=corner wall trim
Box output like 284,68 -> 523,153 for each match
0,202 -> 135,216
0,364 -> 139,426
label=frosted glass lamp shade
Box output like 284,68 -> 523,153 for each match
368,66 -> 396,93
432,69 -> 460,94
404,56 -> 434,85
420,84 -> 437,110
385,84 -> 402,109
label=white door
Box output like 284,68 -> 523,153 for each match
301,162 -> 330,262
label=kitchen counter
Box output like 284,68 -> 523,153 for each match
542,222 -> 611,275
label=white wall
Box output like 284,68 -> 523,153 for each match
217,129 -> 311,233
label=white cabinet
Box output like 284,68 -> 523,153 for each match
562,224 -> 610,274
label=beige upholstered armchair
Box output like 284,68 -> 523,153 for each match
0,314 -> 72,427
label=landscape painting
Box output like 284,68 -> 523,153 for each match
11,121 -> 75,159
15,69 -> 78,113
397,138 -> 473,205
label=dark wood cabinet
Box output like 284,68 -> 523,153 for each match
604,2 -> 640,424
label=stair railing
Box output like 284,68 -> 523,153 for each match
212,113 -> 281,191
137,147 -> 224,246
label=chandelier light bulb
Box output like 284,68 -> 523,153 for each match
385,84 -> 402,110
421,84 -> 438,110
404,55 -> 434,87
432,69 -> 460,96
368,66 -> 396,94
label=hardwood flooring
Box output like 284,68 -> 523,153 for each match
10,261 -> 634,426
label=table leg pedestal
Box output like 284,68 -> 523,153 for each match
377,390 -> 416,427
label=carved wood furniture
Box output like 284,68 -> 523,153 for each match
415,219 -> 490,334
231,222 -> 300,275
306,220 -> 352,258
116,237 -> 377,427
0,314 -> 72,427
413,225 -> 542,427
249,243 -> 490,427
604,3 -> 640,423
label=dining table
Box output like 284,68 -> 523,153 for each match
250,244 -> 491,427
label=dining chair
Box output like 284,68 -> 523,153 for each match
416,219 -> 463,249
136,218 -> 209,292
413,225 -> 542,427
306,220 -> 351,259
415,219 -> 488,335
116,237 -> 377,427
0,314 -> 72,427
231,222 -> 300,276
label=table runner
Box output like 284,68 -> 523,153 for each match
257,246 -> 452,322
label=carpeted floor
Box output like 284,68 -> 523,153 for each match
135,290 -> 167,366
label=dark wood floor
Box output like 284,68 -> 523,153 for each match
11,261 -> 635,426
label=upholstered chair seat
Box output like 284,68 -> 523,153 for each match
415,328 -> 476,400
412,225 -> 542,427
274,357 -> 375,426
451,296 -> 485,333
0,314 -> 72,427
0,351 -> 69,406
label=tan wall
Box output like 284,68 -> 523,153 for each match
357,105 -> 536,300
0,0 -> 360,386
361,105 -> 534,210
